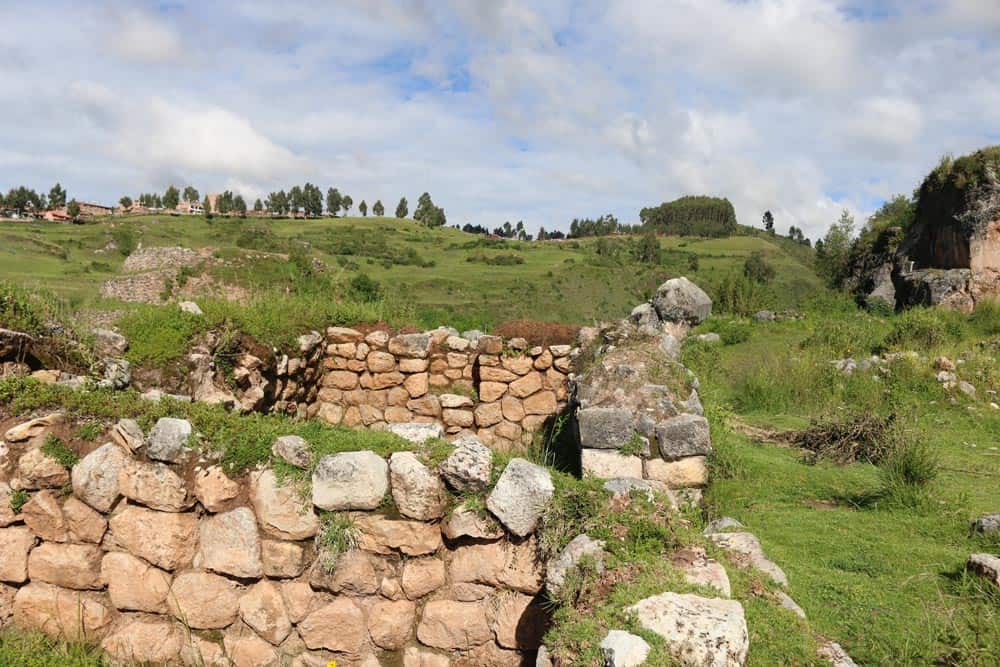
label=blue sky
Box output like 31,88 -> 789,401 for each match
1,1 -> 999,238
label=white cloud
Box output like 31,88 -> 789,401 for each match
110,10 -> 183,64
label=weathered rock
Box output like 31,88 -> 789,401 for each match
581,449 -> 643,479
652,277 -> 713,325
354,514 -> 442,556
578,407 -> 635,450
0,526 -> 35,583
659,333 -> 681,358
656,414 -> 712,460
101,551 -> 171,613
111,418 -> 144,452
389,451 -> 448,520
389,333 -> 431,358
600,630 -> 651,667
146,417 -> 192,462
775,590 -> 806,619
298,598 -> 366,652
310,549 -> 378,595
15,448 -> 70,489
22,490 -> 68,542
194,465 -> 240,512
817,640 -> 859,667
441,504 -> 504,541
603,477 -> 656,502
99,357 -> 131,390
967,553 -> 1000,587
13,582 -> 113,641
417,600 -> 492,649
695,332 -> 722,344
388,421 -> 445,444
4,413 -> 64,442
708,532 -> 788,587
645,456 -> 709,488
280,580 -> 317,625
486,458 -> 554,537
401,558 -> 446,599
489,592 -> 548,650
62,496 -> 107,543
474,401 -> 504,427
72,442 -> 128,512
312,451 -> 388,511
628,592 -> 748,667
167,570 -> 240,629
272,435 -> 312,468
27,542 -> 103,590
439,435 -> 493,492
108,505 -> 199,571
179,300 -> 203,316
971,513 -> 1000,534
101,618 -> 184,665
630,303 -> 660,328
672,547 -> 732,597
450,538 -> 545,594
250,469 -> 319,540
261,539 -> 307,578
547,534 -> 606,596
196,506 -> 263,578
369,599 -> 416,649
119,459 -> 193,512
239,580 -> 292,645
704,517 -> 744,534
0,481 -> 20,527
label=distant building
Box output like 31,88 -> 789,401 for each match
177,200 -> 203,215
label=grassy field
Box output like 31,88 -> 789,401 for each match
684,301 -> 1000,665
0,214 -> 822,334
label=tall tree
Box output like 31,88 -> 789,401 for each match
342,195 -> 353,216
326,188 -> 342,216
183,186 -> 199,203
815,210 -> 855,287
288,186 -> 303,215
48,183 -> 66,209
233,194 -> 247,217
119,196 -> 133,209
413,192 -> 446,227
359,200 -> 368,217
66,199 -> 81,221
395,196 -> 408,218
253,198 -> 263,212
372,200 -> 384,216
762,210 -> 774,234
163,185 -> 180,210
202,195 -> 213,219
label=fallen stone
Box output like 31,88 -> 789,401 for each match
486,458 -> 554,537
547,534 -> 606,597
99,357 -> 131,390
390,451 -> 449,520
628,592 -> 748,667
600,629 -> 651,667
388,421 -> 445,444
708,532 -> 788,587
146,417 -> 192,462
967,553 -> 1000,587
4,413 -> 64,442
196,506 -> 263,579
439,435 -> 493,492
272,435 -> 312,468
312,451 -> 389,511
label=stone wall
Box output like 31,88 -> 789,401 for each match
0,415 -> 556,666
203,327 -> 575,454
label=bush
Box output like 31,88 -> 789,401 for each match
743,251 -> 775,283
713,273 -> 770,316
111,227 -> 137,256
882,307 -> 966,350
348,273 -> 383,303
465,252 -> 525,266
878,436 -> 939,508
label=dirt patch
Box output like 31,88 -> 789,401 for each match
492,319 -> 580,347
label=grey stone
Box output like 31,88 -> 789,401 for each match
651,277 -> 713,325
462,330 -> 484,344
967,553 -> 1000,587
387,422 -> 445,445
439,436 -> 492,492
656,414 -> 711,460
659,333 -> 681,359
754,310 -> 775,322
695,332 -> 721,343
971,513 -> 1000,534
958,381 -> 976,398
388,333 -> 431,358
629,303 -> 660,328
71,442 -> 128,512
628,592 -> 748,667
577,407 -> 634,450
312,451 -> 388,511
92,328 -> 128,357
704,517 -> 744,534
600,629 -> 651,667
486,458 -> 554,537
603,478 -> 655,501
709,532 -> 788,587
196,507 -> 263,579
178,301 -> 203,316
389,451 -> 448,521
146,418 -> 192,463
99,358 -> 131,390
775,590 -> 806,619
536,644 -> 553,667
681,389 -> 704,416
272,435 -> 312,468
297,332 -> 322,354
817,641 -> 858,667
547,534 -> 606,596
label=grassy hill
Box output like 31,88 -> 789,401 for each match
0,214 -> 823,335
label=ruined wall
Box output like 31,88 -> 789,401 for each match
0,415 -> 554,666
210,327 -> 575,453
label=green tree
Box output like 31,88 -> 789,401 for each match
372,200 -> 384,216
413,192 -> 445,227
359,200 -> 368,217
342,195 -> 353,216
66,199 -> 81,221
203,195 -> 213,219
48,183 -> 66,209
326,187 -> 342,216
395,197 -> 408,218
762,210 -> 774,234
815,210 -> 855,287
743,251 -> 775,283
183,186 -> 200,203
636,229 -> 661,264
119,196 -> 133,209
640,195 -> 737,237
233,194 -> 247,217
253,198 -> 263,212
163,185 -> 180,210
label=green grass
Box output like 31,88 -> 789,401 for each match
685,306 -> 1000,665
40,434 -> 78,467
0,631 -> 107,666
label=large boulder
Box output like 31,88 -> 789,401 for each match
312,451 -> 389,511
71,443 -> 128,512
652,277 -> 712,325
971,513 -> 1000,535
628,592 -> 748,667
486,458 -> 554,537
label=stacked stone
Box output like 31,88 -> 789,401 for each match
0,416 -> 558,666
308,327 -> 573,452
574,277 -> 714,498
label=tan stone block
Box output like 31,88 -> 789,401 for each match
449,538 -> 544,593
523,390 -> 557,415
429,357 -> 449,374
407,395 -> 441,417
474,402 -> 503,427
400,558 -> 446,599
495,420 -> 523,442
359,371 -> 374,389
298,598 -> 366,652
342,406 -> 363,428
462,364 -> 474,380
368,389 -> 388,409
13,583 -> 113,641
478,354 -> 500,367
367,351 -> 396,373
355,342 -> 370,360
442,368 -> 462,380
368,599 -> 415,650
533,349 -> 553,370
399,358 -> 429,373
353,514 -> 442,556
0,526 -> 35,583
359,404 -> 384,426
28,542 -> 103,590
480,366 -> 518,383
479,381 -> 507,402
554,356 -> 573,372
101,552 -> 171,613
316,386 -> 343,403
371,371 -> 405,389
501,356 -> 533,375
501,396 -> 525,422
365,330 -> 390,348
644,456 -> 709,488
343,388 -> 366,405
404,372 -> 429,398
581,449 -> 643,479
167,571 -> 239,629
62,496 -> 107,544
102,618 -> 184,665
280,580 -> 317,624
326,327 -> 363,343
22,490 -> 68,542
385,406 -> 414,423
429,374 -> 449,388
108,506 -> 198,571
446,336 -> 470,351
509,371 -> 543,398
489,592 -> 547,650
388,386 -> 410,406
442,409 -> 475,428
331,342 -> 356,358
417,600 -> 491,649
316,403 -> 343,425
521,414 -> 549,433
323,370 -> 358,390
478,336 -> 503,354
446,352 -> 468,368
346,359 -> 366,372
261,539 -> 307,578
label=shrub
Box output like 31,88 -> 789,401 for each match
882,307 -> 966,350
41,434 -> 78,467
111,227 -> 137,256
348,273 -> 383,303
466,251 -> 525,266
877,436 -> 939,508
743,251 -> 775,283
713,273 -> 770,316
317,514 -> 357,572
